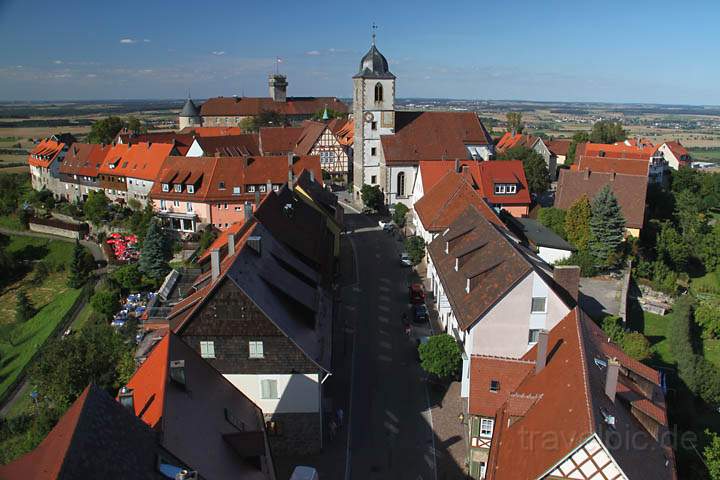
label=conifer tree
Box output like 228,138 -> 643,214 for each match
564,195 -> 592,250
138,218 -> 170,282
588,186 -> 625,269
67,239 -> 86,288
15,290 -> 34,322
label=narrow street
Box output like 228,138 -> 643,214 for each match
342,211 -> 438,480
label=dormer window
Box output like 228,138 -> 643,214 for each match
218,181 -> 225,190
494,183 -> 517,195
454,258 -> 459,271
174,184 -> 182,193
233,186 -> 241,195
162,183 -> 169,192
248,185 -> 256,193
259,184 -> 267,193
169,360 -> 186,387
187,184 -> 194,194
490,380 -> 500,392
272,184 -> 280,191
465,278 -> 470,294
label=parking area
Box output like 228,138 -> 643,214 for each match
579,276 -> 623,319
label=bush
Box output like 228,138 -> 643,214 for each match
601,315 -> 625,344
555,249 -> 596,276
31,261 -> 50,286
360,184 -> 384,211
621,332 -> 652,361
15,290 -> 34,322
393,203 -> 409,227
110,263 -> 143,293
695,301 -> 720,339
404,235 -> 425,266
418,334 -> 462,379
90,286 -> 120,321
537,207 -> 566,239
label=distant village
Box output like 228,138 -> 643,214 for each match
4,35 -> 720,480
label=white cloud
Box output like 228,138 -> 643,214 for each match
305,50 -> 321,56
120,38 -> 137,44
86,73 -> 98,78
53,60 -> 63,64
211,51 -> 226,56
143,39 -> 151,43
52,73 -> 71,79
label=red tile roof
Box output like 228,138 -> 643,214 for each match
150,155 -> 321,202
469,356 -> 534,417
294,121 -> 327,156
117,131 -> 195,155
555,169 -> 648,229
27,139 -> 65,168
381,111 -> 492,165
200,96 -> 348,117
329,118 -> 353,146
415,169 -> 504,231
663,140 -> 690,160
98,142 -> 175,181
581,142 -> 655,160
178,126 -> 244,136
259,127 -> 304,155
484,309 -> 675,480
193,134 -> 260,156
59,143 -> 111,177
496,132 -> 537,152
544,138 -> 571,156
576,156 -> 650,176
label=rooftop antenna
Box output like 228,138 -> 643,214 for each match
371,22 -> 378,45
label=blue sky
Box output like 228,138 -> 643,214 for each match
1,0 -> 719,104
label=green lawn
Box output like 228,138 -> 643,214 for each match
0,214 -> 25,231
0,287 -> 82,402
5,235 -> 75,270
642,310 -> 675,366
689,147 -> 720,163
70,301 -> 95,331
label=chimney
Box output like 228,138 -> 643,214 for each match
605,357 -> 620,402
227,233 -> 235,256
244,202 -> 253,221
454,158 -> 460,173
266,179 -> 272,193
210,248 -> 220,282
118,387 -> 134,410
535,330 -> 549,374
553,266 -> 580,303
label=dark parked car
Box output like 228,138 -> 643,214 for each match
409,283 -> 425,304
413,304 -> 429,324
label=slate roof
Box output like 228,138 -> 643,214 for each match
414,169 -> 504,231
192,134 -> 260,156
168,220 -> 332,373
511,217 -> 575,251
200,96 -> 348,117
481,309 -> 675,480
124,333 -> 274,480
555,169 -> 648,229
28,139 -> 65,168
59,143 -> 111,177
0,385 -> 186,480
354,43 -> 395,79
426,205 -> 534,331
180,98 -> 200,117
380,112 -> 492,165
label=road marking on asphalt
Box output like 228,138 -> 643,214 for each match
379,285 -> 390,292
378,305 -> 390,312
377,354 -> 393,362
338,199 -> 361,214
379,295 -> 390,302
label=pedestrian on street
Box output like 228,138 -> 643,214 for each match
329,420 -> 337,439
336,408 -> 344,428
405,323 -> 411,336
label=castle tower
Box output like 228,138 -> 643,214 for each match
178,96 -> 201,130
269,74 -> 288,102
352,31 -> 395,198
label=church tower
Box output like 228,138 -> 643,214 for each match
352,31 -> 395,199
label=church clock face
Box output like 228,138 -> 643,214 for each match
364,112 -> 374,123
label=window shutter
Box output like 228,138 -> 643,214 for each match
470,417 -> 480,437
269,380 -> 277,399
261,380 -> 269,398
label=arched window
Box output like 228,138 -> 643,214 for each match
374,82 -> 383,102
397,171 -> 405,197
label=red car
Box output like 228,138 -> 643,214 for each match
409,284 -> 425,304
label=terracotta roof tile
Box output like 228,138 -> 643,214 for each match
117,131 -> 194,155
259,127 -> 304,155
59,143 -> 111,177
193,134 -> 260,156
27,139 -> 65,168
496,132 -> 538,152
576,156 -> 650,176
178,126 -> 244,136
98,142 -> 175,181
469,356 -> 534,416
544,139 -> 571,156
200,96 -> 348,117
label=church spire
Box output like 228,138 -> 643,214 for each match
371,22 -> 377,46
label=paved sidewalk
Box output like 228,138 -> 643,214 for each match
428,381 -> 469,479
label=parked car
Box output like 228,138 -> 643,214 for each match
382,222 -> 396,232
413,304 -> 429,324
400,252 -> 412,266
378,219 -> 394,230
409,283 -> 425,304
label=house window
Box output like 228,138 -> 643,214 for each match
160,200 -> 166,209
260,379 -> 278,399
233,186 -> 241,195
224,203 -> 228,209
173,200 -> 180,207
531,297 -> 547,313
528,329 -> 541,343
370,175 -> 377,184
494,184 -> 505,194
200,341 -> 215,358
490,380 -> 500,392
186,202 -> 193,212
397,171 -> 405,197
218,181 -> 225,189
480,418 -> 494,438
259,184 -> 267,193
371,147 -> 377,156
248,185 -> 256,193
374,82 -> 383,102
162,183 -> 169,192
187,184 -> 194,194
249,341 -> 264,359
174,184 -> 182,193
272,184 -> 279,191
371,121 -> 377,131
507,184 -> 517,194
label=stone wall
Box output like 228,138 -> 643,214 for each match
29,221 -> 84,239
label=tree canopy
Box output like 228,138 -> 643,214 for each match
590,120 -> 627,144
87,116 -> 126,144
404,235 -> 425,266
418,334 -> 462,379
361,184 -> 384,211
564,195 -> 592,250
537,207 -> 566,239
588,186 -> 625,269
83,191 -> 110,225
566,131 -> 590,165
505,112 -> 523,134
138,218 -> 171,282
496,146 -> 549,195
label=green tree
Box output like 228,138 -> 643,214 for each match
83,190 -> 110,225
418,334 -> 463,379
601,315 -> 625,344
138,218 -> 170,282
621,332 -> 652,361
589,120 -> 626,144
31,261 -> 49,286
248,110 -> 287,131
87,116 -> 126,144
126,202 -> 155,242
0,174 -> 26,214
29,323 -> 130,410
656,221 -> 689,271
566,131 -> 590,165
360,184 -> 384,211
198,227 -> 218,253
505,112 -> 523,133
564,196 -> 592,250
670,166 -> 701,194
90,286 -> 119,321
674,189 -> 708,252
701,223 -> 720,272
15,290 -> 34,322
110,263 -> 143,292
404,235 -> 425,265
704,429 -> 720,480
537,207 -> 566,239
393,203 -> 409,227
125,116 -> 147,135
496,146 -> 549,195
695,301 -> 720,339
67,240 -> 94,288
588,186 -> 625,269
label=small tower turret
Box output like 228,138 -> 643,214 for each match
269,74 -> 288,102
